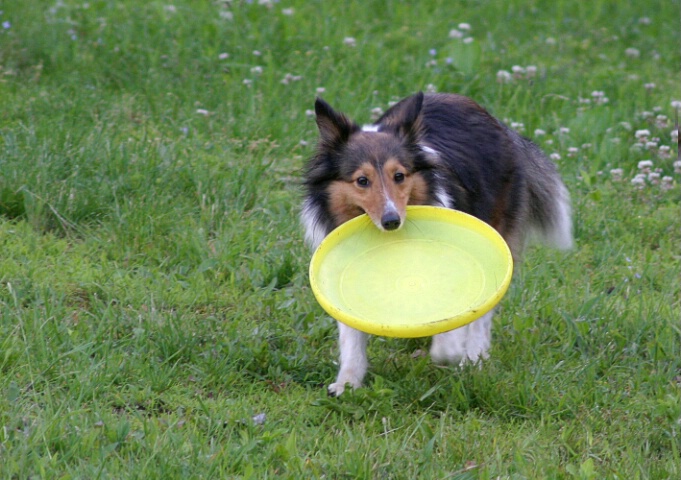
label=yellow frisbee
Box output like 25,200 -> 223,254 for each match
309,206 -> 513,338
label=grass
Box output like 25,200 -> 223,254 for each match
0,0 -> 680,478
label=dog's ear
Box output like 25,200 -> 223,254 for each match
314,98 -> 359,147
377,92 -> 425,144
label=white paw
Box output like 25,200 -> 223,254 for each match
430,312 -> 493,365
327,374 -> 363,397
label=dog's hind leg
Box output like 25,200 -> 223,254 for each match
430,309 -> 493,365
328,322 -> 368,396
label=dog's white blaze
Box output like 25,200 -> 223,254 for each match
361,124 -> 380,132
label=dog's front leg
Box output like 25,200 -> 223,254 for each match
328,322 -> 368,396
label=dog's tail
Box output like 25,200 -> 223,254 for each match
521,139 -> 574,250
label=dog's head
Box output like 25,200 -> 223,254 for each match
309,92 -> 438,231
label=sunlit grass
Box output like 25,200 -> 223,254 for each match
0,0 -> 680,478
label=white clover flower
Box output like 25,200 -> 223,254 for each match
448,29 -> 463,39
558,127 -> 570,135
637,160 -> 653,173
463,37 -> 474,44
250,66 -> 263,75
534,129 -> 546,136
648,172 -> 661,185
635,129 -> 650,140
218,52 -> 230,60
496,70 -> 512,84
656,115 -> 668,128
196,108 -> 210,115
370,107 -> 384,120
281,8 -> 294,15
343,37 -> 357,47
661,176 -> 674,191
631,174 -> 647,189
658,145 -> 671,158
510,122 -> 525,132
305,109 -> 315,118
511,65 -> 525,79
672,129 -> 679,143
674,160 -> 681,174
625,48 -> 640,58
639,17 -> 652,25
610,168 -> 624,181
525,65 -> 538,78
644,82 -> 655,90
425,83 -> 437,93
550,153 -> 561,161
299,139 -> 308,146
242,79 -> 253,87
671,100 -> 681,109
458,23 -> 471,31
581,143 -> 592,150
567,147 -> 579,157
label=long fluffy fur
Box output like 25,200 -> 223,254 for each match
302,91 -> 572,396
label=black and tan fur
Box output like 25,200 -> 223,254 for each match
302,92 -> 572,396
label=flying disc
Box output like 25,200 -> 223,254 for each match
309,206 -> 513,338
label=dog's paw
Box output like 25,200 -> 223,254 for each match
327,377 -> 362,397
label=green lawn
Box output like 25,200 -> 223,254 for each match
1,1 -> 680,478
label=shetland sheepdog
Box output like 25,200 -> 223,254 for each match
302,92 -> 572,396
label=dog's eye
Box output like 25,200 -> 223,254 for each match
356,176 -> 369,187
394,172 -> 405,184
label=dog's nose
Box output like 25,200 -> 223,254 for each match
381,212 -> 401,231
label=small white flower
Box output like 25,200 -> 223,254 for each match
196,108 -> 210,115
672,129 -> 679,143
458,23 -> 471,31
671,100 -> 681,109
673,160 -> 681,174
525,65 -> 538,78
661,176 -> 674,191
250,66 -> 263,75
281,8 -> 294,16
558,127 -> 570,135
510,122 -> 525,132
567,147 -> 579,157
610,168 -> 624,181
658,145 -> 670,158
305,109 -> 315,118
635,129 -> 650,140
546,37 -> 557,45
448,29 -> 463,39
648,172 -> 661,185
463,37 -> 474,44
299,139 -> 308,146
534,129 -> 546,137
631,174 -> 646,189
637,160 -> 653,173
370,107 -> 384,120
496,70 -> 512,84
252,50 -> 262,56
218,52 -> 230,60
644,82 -> 655,90
425,83 -> 437,93
316,87 -> 326,94
164,5 -> 177,14
219,11 -> 233,20
243,78 -> 253,87
343,37 -> 357,47
511,65 -> 525,79
639,17 -> 652,25
625,48 -> 640,58
550,153 -> 561,161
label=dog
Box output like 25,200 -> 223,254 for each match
301,91 -> 572,396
